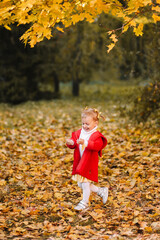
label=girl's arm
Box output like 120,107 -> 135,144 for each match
66,139 -> 74,145
66,133 -> 77,149
86,137 -> 103,152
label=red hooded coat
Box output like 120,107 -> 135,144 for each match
66,129 -> 107,182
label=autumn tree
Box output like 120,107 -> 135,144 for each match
0,0 -> 160,51
1,0 -> 160,114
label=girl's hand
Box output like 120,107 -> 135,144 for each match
66,139 -> 74,145
77,138 -> 84,145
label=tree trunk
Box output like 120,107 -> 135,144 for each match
72,22 -> 84,96
53,71 -> 59,93
72,71 -> 79,96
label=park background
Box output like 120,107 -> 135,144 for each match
0,10 -> 160,240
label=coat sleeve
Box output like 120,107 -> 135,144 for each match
86,137 -> 103,152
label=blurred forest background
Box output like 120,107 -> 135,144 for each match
0,14 -> 160,123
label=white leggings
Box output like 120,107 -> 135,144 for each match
78,182 -> 99,204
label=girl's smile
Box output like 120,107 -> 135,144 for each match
82,116 -> 97,132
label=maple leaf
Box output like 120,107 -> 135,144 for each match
4,24 -> 11,30
152,14 -> 160,23
133,23 -> 144,36
107,43 -> 115,53
110,34 -> 118,43
56,26 -> 64,32
152,6 -> 160,12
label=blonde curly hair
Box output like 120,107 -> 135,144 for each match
81,107 -> 103,121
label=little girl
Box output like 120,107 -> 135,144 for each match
66,107 -> 108,211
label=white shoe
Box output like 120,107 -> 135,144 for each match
74,200 -> 88,211
98,187 -> 108,204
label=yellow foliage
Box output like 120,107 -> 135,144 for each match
133,23 -> 144,36
72,14 -> 83,25
107,43 -> 115,53
0,0 -> 160,49
0,179 -> 6,186
122,24 -> 129,33
63,209 -> 75,216
144,226 -> 152,233
56,26 -> 64,32
152,6 -> 160,12
90,0 -> 97,7
152,14 -> 160,23
110,34 -> 118,43
4,24 -> 11,30
143,0 -> 152,5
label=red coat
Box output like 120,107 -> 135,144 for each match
66,129 -> 107,182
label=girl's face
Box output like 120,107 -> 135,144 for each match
82,116 -> 98,132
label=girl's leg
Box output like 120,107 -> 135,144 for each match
74,182 -> 91,210
82,182 -> 91,204
90,184 -> 99,193
77,182 -> 91,203
90,184 -> 108,204
78,182 -> 82,189
75,182 -> 108,210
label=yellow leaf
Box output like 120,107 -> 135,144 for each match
110,34 -> 118,43
144,226 -> 152,233
29,36 -> 37,48
135,129 -> 141,135
134,171 -> 140,178
107,43 -> 115,53
63,2 -> 71,9
107,31 -> 113,35
21,209 -> 30,215
142,151 -> 149,156
90,0 -> 97,7
15,227 -> 26,233
143,0 -> 152,5
134,210 -> 140,216
54,192 -> 63,200
151,213 -> 159,217
4,25 -> 11,30
56,26 -> 64,32
88,229 -> 96,234
150,135 -> 159,143
152,14 -> 160,23
133,23 -> 144,36
122,24 -> 129,33
0,204 -> 5,211
146,194 -> 152,200
89,209 -> 105,221
72,14 -> 83,25
29,209 -> 39,215
140,221 -> 147,229
0,180 -> 6,186
130,179 -> 136,188
85,13 -> 94,23
118,151 -> 126,158
130,20 -> 136,27
63,209 -> 75,216
56,232 -> 61,237
152,6 -> 160,12
127,191 -> 135,196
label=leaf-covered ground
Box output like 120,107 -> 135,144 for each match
0,95 -> 160,240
